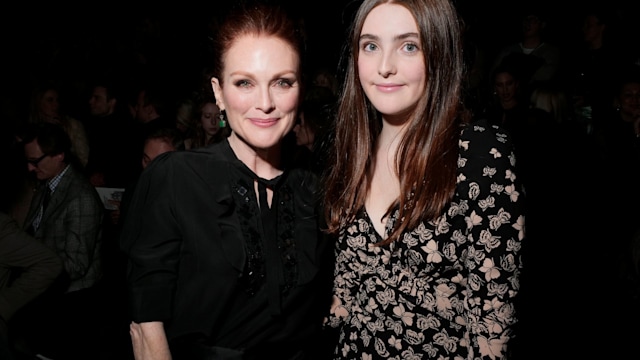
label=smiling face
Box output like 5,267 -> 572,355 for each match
89,86 -> 114,117
211,34 -> 300,152
357,3 -> 426,123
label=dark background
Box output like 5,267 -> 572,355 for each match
2,1 -> 637,69
0,0 -> 640,86
0,0 -> 637,124
0,1 -> 639,359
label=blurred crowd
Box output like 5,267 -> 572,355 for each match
0,0 -> 639,359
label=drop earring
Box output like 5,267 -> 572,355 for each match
218,110 -> 227,128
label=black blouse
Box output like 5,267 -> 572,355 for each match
120,139 -> 333,359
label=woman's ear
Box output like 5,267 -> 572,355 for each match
211,77 -> 225,111
53,152 -> 65,164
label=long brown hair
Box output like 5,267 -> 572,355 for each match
190,94 -> 231,148
323,0 -> 468,245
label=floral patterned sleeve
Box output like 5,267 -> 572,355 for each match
457,120 -> 525,359
324,119 -> 525,360
324,221 -> 362,329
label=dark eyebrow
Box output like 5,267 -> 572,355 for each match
359,33 -> 379,42
228,70 -> 298,80
359,32 -> 420,42
396,32 -> 420,41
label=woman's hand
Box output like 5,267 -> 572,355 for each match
130,321 -> 172,360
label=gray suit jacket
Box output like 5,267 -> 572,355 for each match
23,165 -> 103,293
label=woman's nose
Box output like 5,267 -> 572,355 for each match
378,52 -> 397,78
257,87 -> 275,112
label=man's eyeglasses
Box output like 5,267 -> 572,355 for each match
26,153 -> 49,166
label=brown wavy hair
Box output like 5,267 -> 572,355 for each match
323,0 -> 469,245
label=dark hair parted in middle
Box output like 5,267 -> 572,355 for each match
323,0 -> 469,245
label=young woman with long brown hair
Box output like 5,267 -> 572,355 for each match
322,0 -> 526,358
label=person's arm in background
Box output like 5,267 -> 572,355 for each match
0,212 -> 63,323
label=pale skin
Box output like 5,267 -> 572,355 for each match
129,33 -> 300,360
334,3 -> 505,356
327,1 -> 427,326
130,323 -> 171,360
357,4 -> 426,237
212,34 -> 300,208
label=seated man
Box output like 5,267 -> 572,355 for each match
19,122 -> 104,359
0,212 -> 62,360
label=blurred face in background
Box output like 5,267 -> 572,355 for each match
582,15 -> 605,44
39,89 -> 60,121
200,102 -> 221,138
617,81 -> 640,121
134,90 -> 157,123
292,114 -> 314,149
89,86 -> 115,117
521,15 -> 543,38
494,71 -> 519,107
134,90 -> 148,123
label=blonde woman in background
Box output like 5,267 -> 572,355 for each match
27,81 -> 90,168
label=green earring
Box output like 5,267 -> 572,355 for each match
218,111 -> 227,128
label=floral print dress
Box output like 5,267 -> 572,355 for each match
325,120 -> 525,360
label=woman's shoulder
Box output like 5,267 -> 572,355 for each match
459,118 -> 514,153
286,166 -> 320,188
143,141 -> 232,177
62,115 -> 85,130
